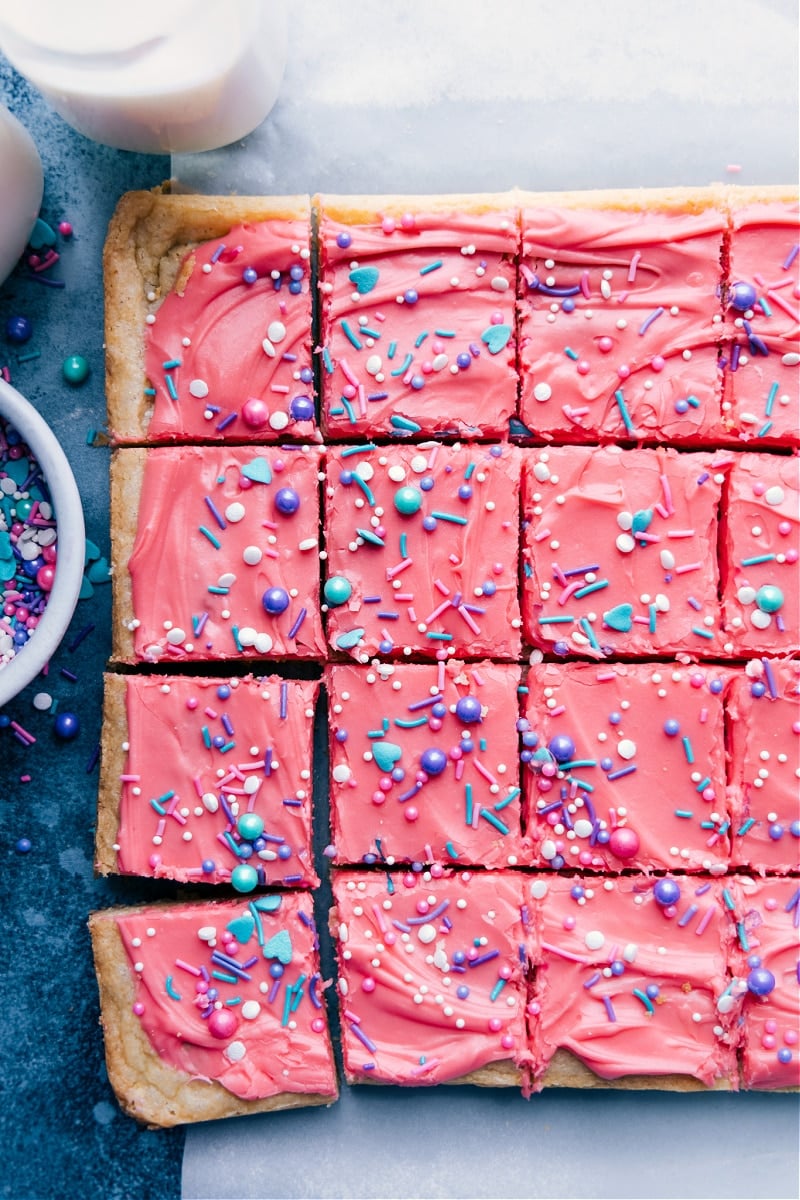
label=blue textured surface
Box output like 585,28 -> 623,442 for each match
0,61 -> 183,1200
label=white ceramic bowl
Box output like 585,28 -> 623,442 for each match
0,378 -> 85,707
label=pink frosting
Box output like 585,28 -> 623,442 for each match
113,674 -> 319,886
324,442 -> 521,660
126,444 -> 326,661
326,660 -> 522,868
521,445 -> 723,657
319,207 -> 518,438
528,874 -> 739,1087
727,201 -> 800,344
519,204 -> 726,442
728,660 -> 800,873
521,661 -> 730,872
721,333 -> 800,447
142,221 -> 317,442
116,895 -> 337,1102
730,876 -> 800,1089
333,870 -> 529,1085
720,451 -> 799,654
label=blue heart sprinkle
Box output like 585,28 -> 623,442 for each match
85,538 -> 102,563
242,457 -> 272,484
481,324 -> 512,355
263,929 -> 293,965
348,267 -> 380,295
336,628 -> 365,650
372,741 -> 402,772
29,218 -> 56,250
253,895 -> 282,913
79,577 -> 94,600
631,508 -> 653,535
603,603 -> 634,632
226,913 -> 256,944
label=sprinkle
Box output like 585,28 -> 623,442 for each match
632,988 -> 654,1014
639,307 -> 665,335
614,389 -> 635,435
602,996 -> 617,1023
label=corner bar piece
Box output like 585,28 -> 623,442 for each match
104,190 -> 317,444
89,893 -> 338,1126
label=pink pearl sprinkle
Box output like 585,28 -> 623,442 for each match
501,1035 -> 515,1050
379,776 -> 393,792
597,337 -> 613,353
784,1031 -> 798,1045
527,1001 -> 541,1017
342,384 -> 357,399
490,311 -> 504,325
765,1019 -> 778,1033
488,1017 -> 502,1032
762,1035 -> 776,1049
752,481 -> 766,496
241,398 -> 269,428
401,213 -> 415,230
422,361 -> 433,374
416,899 -> 429,915
449,746 -> 462,761
362,977 -> 376,993
402,873 -> 415,889
132,1002 -> 145,1016
149,854 -> 161,868
311,1017 -> 325,1033
371,790 -> 385,805
492,562 -> 504,575
765,896 -> 779,909
578,850 -> 593,866
430,863 -> 444,878
663,904 -> 678,920
577,360 -> 590,375
381,217 -> 396,235
786,549 -> 798,563
186,697 -> 198,710
618,364 -> 631,379
404,806 -> 419,822
778,521 -> 792,536
650,355 -> 665,372
499,964 -> 512,980
273,459 -> 285,473
563,916 -> 576,930
428,717 -> 443,732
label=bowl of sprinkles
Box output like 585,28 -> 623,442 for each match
0,377 -> 85,707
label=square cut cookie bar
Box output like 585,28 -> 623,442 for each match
111,444 -> 325,663
89,894 -> 338,1127
317,193 -> 518,439
720,452 -> 799,656
331,870 -> 529,1087
97,674 -> 319,890
720,188 -> 800,448
326,660 -> 522,869
518,187 -> 726,445
526,874 -> 739,1091
520,661 -> 730,873
104,191 -> 317,443
521,445 -> 723,658
728,659 -> 800,874
726,877 -> 800,1090
324,442 -> 521,662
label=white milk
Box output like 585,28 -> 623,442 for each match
0,105 -> 43,284
0,0 -> 288,153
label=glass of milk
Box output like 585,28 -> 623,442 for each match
0,0 -> 288,153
